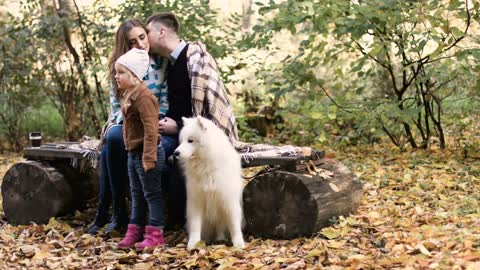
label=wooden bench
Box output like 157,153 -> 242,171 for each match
2,142 -> 363,239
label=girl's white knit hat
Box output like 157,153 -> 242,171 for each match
116,48 -> 149,80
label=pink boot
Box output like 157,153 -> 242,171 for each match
118,224 -> 144,249
135,226 -> 165,251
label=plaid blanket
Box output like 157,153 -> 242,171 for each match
186,42 -> 239,143
237,143 -> 312,164
72,137 -> 312,168
51,136 -> 101,169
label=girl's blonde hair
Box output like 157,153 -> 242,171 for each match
109,19 -> 146,98
116,63 -> 142,94
118,64 -> 144,108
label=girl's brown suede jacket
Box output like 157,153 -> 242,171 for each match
121,83 -> 159,164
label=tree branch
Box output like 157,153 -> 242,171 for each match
72,0 -> 107,119
318,83 -> 353,113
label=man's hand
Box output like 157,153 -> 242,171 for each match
158,117 -> 178,135
143,160 -> 156,172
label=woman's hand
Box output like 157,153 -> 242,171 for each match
158,117 -> 178,135
143,160 -> 156,172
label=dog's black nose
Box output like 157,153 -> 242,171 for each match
174,150 -> 180,157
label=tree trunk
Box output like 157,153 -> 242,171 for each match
242,0 -> 252,30
1,160 -> 97,225
56,0 -> 101,134
243,158 -> 363,239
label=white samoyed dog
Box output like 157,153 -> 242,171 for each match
174,116 -> 246,250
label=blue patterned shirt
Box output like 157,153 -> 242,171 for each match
109,55 -> 168,124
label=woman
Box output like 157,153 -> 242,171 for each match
87,19 -> 176,235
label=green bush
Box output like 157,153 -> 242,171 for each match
21,102 -> 65,142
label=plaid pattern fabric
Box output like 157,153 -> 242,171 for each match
72,139 -> 313,169
186,42 -> 239,142
238,144 -> 312,164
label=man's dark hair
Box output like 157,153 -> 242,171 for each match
146,12 -> 179,34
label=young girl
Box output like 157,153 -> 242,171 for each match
115,48 -> 166,250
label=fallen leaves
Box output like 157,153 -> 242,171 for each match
0,143 -> 479,269
320,227 -> 340,240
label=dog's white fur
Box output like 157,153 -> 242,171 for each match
175,116 -> 245,249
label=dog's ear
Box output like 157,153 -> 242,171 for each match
196,116 -> 207,131
182,117 -> 190,125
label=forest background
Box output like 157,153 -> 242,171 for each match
0,0 -> 479,269
0,0 -> 478,152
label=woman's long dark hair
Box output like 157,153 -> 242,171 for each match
108,19 -> 146,97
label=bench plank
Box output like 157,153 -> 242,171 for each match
24,143 -> 325,171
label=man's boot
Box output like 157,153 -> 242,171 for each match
105,196 -> 128,235
86,201 -> 110,235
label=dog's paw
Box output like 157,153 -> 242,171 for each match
187,239 -> 201,250
232,237 -> 246,249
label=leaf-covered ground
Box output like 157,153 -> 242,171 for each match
0,144 -> 479,270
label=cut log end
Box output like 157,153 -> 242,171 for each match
243,171 -> 317,239
243,158 -> 363,239
1,161 -> 73,225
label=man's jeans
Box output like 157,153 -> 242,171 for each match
159,135 -> 186,229
161,135 -> 178,159
128,145 -> 165,227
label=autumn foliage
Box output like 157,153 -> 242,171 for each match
1,138 -> 479,269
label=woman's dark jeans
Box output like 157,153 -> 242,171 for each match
128,145 -> 165,227
92,125 -> 129,233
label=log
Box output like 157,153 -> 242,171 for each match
1,160 -> 97,225
242,158 -> 363,239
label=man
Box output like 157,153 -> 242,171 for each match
146,12 -> 238,230
146,12 -> 238,142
